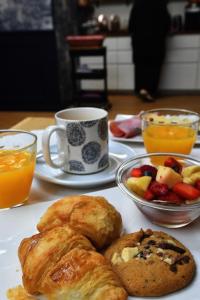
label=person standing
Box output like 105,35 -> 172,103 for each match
128,0 -> 171,102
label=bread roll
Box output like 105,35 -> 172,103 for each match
37,195 -> 122,249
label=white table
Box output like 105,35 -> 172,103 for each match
29,139 -> 200,205
1,139 -> 200,300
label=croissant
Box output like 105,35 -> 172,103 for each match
37,195 -> 122,249
39,248 -> 128,300
18,225 -> 95,295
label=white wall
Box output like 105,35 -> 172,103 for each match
94,4 -> 132,31
94,1 -> 187,31
168,1 -> 187,19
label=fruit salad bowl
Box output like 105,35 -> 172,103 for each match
116,152 -> 200,228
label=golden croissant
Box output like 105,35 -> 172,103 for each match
37,195 -> 122,249
18,226 -> 127,300
18,225 -> 95,295
40,248 -> 127,300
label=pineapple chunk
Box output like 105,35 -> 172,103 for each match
183,171 -> 200,185
126,176 -> 152,197
156,166 -> 182,188
182,166 -> 200,178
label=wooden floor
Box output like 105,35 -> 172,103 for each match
108,94 -> 200,119
0,94 -> 200,128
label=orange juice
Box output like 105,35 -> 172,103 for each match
0,150 -> 35,209
143,125 -> 196,164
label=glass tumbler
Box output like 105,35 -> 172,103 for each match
0,130 -> 37,209
141,108 -> 200,164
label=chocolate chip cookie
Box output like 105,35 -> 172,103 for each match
104,229 -> 196,297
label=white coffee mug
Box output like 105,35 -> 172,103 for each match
42,107 -> 109,174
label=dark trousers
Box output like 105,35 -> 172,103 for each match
132,36 -> 166,96
134,61 -> 163,96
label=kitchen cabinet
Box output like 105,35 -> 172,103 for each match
105,37 -> 135,91
107,65 -> 118,90
81,37 -> 134,91
118,65 -> 134,90
167,35 -> 200,49
80,34 -> 200,92
160,34 -> 200,90
160,64 -> 197,90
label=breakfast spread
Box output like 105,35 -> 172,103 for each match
104,229 -> 196,297
7,194 -> 197,299
126,156 -> 200,205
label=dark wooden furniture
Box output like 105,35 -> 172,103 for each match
69,46 -> 111,110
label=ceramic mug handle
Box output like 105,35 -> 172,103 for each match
42,125 -> 66,169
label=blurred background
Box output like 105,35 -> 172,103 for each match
0,0 -> 200,110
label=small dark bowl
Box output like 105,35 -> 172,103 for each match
66,35 -> 105,48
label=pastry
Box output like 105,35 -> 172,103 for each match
18,225 -> 95,294
40,248 -> 128,300
37,195 -> 122,249
7,285 -> 36,300
104,229 -> 196,297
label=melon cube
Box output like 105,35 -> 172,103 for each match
126,176 -> 152,197
156,166 -> 182,188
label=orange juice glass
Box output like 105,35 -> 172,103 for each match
0,130 -> 37,209
141,109 -> 200,164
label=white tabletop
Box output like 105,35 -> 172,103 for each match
28,139 -> 200,206
1,138 -> 200,300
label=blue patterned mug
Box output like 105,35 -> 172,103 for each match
42,107 -> 109,174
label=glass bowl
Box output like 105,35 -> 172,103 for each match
116,152 -> 200,228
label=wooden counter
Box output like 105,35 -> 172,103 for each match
11,117 -> 55,131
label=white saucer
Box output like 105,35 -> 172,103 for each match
34,140 -> 136,188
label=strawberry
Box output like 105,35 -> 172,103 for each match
173,182 -> 200,200
195,179 -> 200,191
164,157 -> 182,174
130,167 -> 142,177
149,181 -> 169,196
144,189 -> 155,201
160,191 -> 183,205
140,165 -> 157,179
